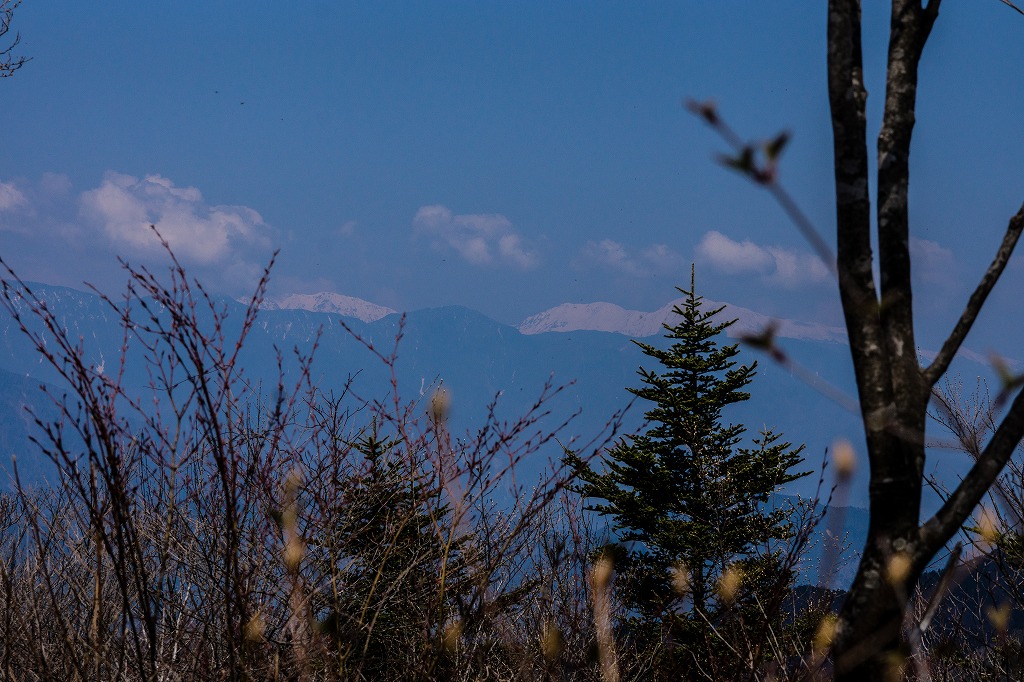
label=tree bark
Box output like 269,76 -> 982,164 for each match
826,0 -> 1024,678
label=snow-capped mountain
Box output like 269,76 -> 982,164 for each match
518,298 -> 847,343
0,283 -> 992,587
258,289 -> 844,343
260,292 -> 397,323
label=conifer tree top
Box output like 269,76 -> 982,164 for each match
567,269 -> 808,645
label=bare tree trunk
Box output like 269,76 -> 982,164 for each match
826,0 -> 1024,677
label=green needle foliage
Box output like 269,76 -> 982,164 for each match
315,425 -> 472,679
567,269 -> 809,675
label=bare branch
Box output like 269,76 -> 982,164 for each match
920,385 -> 1024,557
915,542 -> 962,636
686,99 -> 839,278
999,0 -> 1024,17
925,204 -> 1024,386
765,182 -> 838,278
906,541 -> 960,682
0,0 -> 28,77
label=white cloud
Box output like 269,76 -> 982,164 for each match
81,172 -> 274,267
0,175 -> 85,238
0,172 -> 278,295
910,237 -> 956,286
577,239 -> 684,277
497,233 -> 535,268
696,230 -> 829,288
580,239 -> 641,275
765,245 -> 831,286
696,231 -> 773,274
0,182 -> 27,212
413,204 -> 537,269
642,243 -> 686,271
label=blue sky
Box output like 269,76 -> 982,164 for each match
1,2 -> 1023,358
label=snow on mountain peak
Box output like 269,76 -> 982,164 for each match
518,297 -> 846,343
518,302 -> 659,338
259,292 -> 397,322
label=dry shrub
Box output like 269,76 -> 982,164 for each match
0,243 -> 854,681
0,244 -> 625,681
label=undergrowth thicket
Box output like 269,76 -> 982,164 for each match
0,249 -> 1019,681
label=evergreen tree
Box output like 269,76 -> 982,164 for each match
567,269 -> 809,674
316,424 -> 471,679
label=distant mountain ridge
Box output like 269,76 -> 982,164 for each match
518,298 -> 847,342
257,289 -> 846,342
2,282 -> 866,498
0,281 -> 990,589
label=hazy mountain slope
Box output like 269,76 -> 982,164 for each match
0,368 -> 66,487
0,283 -> 914,586
11,284 -> 993,520
0,284 -> 866,499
